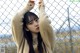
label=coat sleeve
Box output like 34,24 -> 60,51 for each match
39,1 -> 55,53
11,1 -> 34,47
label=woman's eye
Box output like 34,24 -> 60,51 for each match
28,21 -> 33,24
35,19 -> 39,22
35,19 -> 38,22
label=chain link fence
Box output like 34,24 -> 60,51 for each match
0,0 -> 80,53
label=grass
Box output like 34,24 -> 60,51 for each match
53,31 -> 80,53
0,31 -> 80,53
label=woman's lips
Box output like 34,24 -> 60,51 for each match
36,27 -> 39,30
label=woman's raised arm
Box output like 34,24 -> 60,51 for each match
11,0 -> 35,47
38,0 -> 55,53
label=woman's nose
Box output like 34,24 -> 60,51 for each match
34,21 -> 38,26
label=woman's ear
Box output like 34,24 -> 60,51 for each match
26,28 -> 29,31
26,25 -> 29,31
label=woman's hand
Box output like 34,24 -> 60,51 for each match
19,0 -> 35,15
24,0 -> 35,12
38,0 -> 45,10
28,0 -> 35,8
39,0 -> 43,7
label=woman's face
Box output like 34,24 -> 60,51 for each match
26,16 -> 39,33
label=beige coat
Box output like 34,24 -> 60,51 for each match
11,1 -> 55,53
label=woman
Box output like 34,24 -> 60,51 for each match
11,0 -> 55,53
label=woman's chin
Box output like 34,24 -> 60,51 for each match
35,30 -> 40,33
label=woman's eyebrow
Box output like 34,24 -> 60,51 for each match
28,19 -> 33,23
28,18 -> 38,23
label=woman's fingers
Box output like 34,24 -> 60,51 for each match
24,0 -> 35,11
29,0 -> 35,4
39,0 -> 43,2
29,0 -> 35,1
29,0 -> 35,3
38,0 -> 44,8
29,0 -> 35,6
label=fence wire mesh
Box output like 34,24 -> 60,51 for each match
0,0 -> 80,53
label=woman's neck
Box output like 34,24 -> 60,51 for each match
32,32 -> 38,40
32,32 -> 38,36
32,32 -> 38,45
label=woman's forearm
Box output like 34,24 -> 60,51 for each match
11,0 -> 35,46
